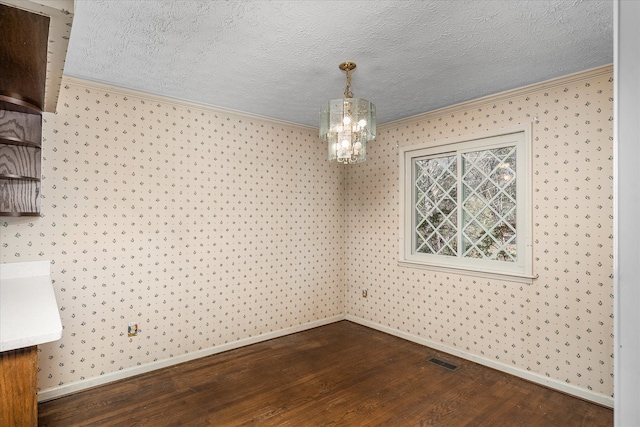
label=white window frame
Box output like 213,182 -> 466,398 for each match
399,125 -> 534,283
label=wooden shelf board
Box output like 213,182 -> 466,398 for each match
0,173 -> 40,181
0,135 -> 41,149
0,211 -> 40,217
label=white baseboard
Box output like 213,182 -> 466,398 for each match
38,315 -> 345,402
345,315 -> 614,408
40,314 -> 613,408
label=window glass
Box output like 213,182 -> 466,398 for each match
414,154 -> 457,256
400,126 -> 532,281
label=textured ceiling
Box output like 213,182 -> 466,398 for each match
63,0 -> 613,127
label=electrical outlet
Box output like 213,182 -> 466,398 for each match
362,289 -> 368,298
128,322 -> 141,337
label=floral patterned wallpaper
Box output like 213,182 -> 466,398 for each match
0,66 -> 613,406
345,65 -> 613,404
0,78 -> 346,394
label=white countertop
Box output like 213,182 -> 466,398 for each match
0,261 -> 63,352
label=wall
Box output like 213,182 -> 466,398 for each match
0,78 -> 346,398
345,66 -> 614,405
0,67 -> 614,405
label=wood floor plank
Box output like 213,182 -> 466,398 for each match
38,321 -> 612,426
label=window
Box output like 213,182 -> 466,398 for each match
399,126 -> 533,282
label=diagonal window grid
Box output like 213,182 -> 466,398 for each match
461,216 -> 517,261
414,156 -> 458,256
404,129 -> 530,277
461,146 -> 518,261
419,199 -> 457,240
462,184 -> 516,234
416,224 -> 457,255
415,201 -> 457,255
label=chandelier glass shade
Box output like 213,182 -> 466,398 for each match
319,62 -> 376,164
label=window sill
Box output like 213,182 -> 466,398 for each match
397,260 -> 536,284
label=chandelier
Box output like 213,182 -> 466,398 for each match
319,62 -> 376,164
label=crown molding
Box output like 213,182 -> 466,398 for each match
60,75 -> 320,133
380,64 -> 613,130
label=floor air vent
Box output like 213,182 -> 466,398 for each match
427,357 -> 459,371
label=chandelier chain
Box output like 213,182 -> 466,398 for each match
344,68 -> 353,98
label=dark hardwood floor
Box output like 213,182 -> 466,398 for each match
38,321 -> 612,426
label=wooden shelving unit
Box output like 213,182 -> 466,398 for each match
0,3 -> 49,217
0,108 -> 43,216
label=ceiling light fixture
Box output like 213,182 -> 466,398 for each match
319,62 -> 376,164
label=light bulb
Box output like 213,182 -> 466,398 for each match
358,119 -> 367,127
343,116 -> 352,125
341,139 -> 350,148
354,141 -> 362,150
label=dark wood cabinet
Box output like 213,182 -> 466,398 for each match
0,346 -> 38,427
